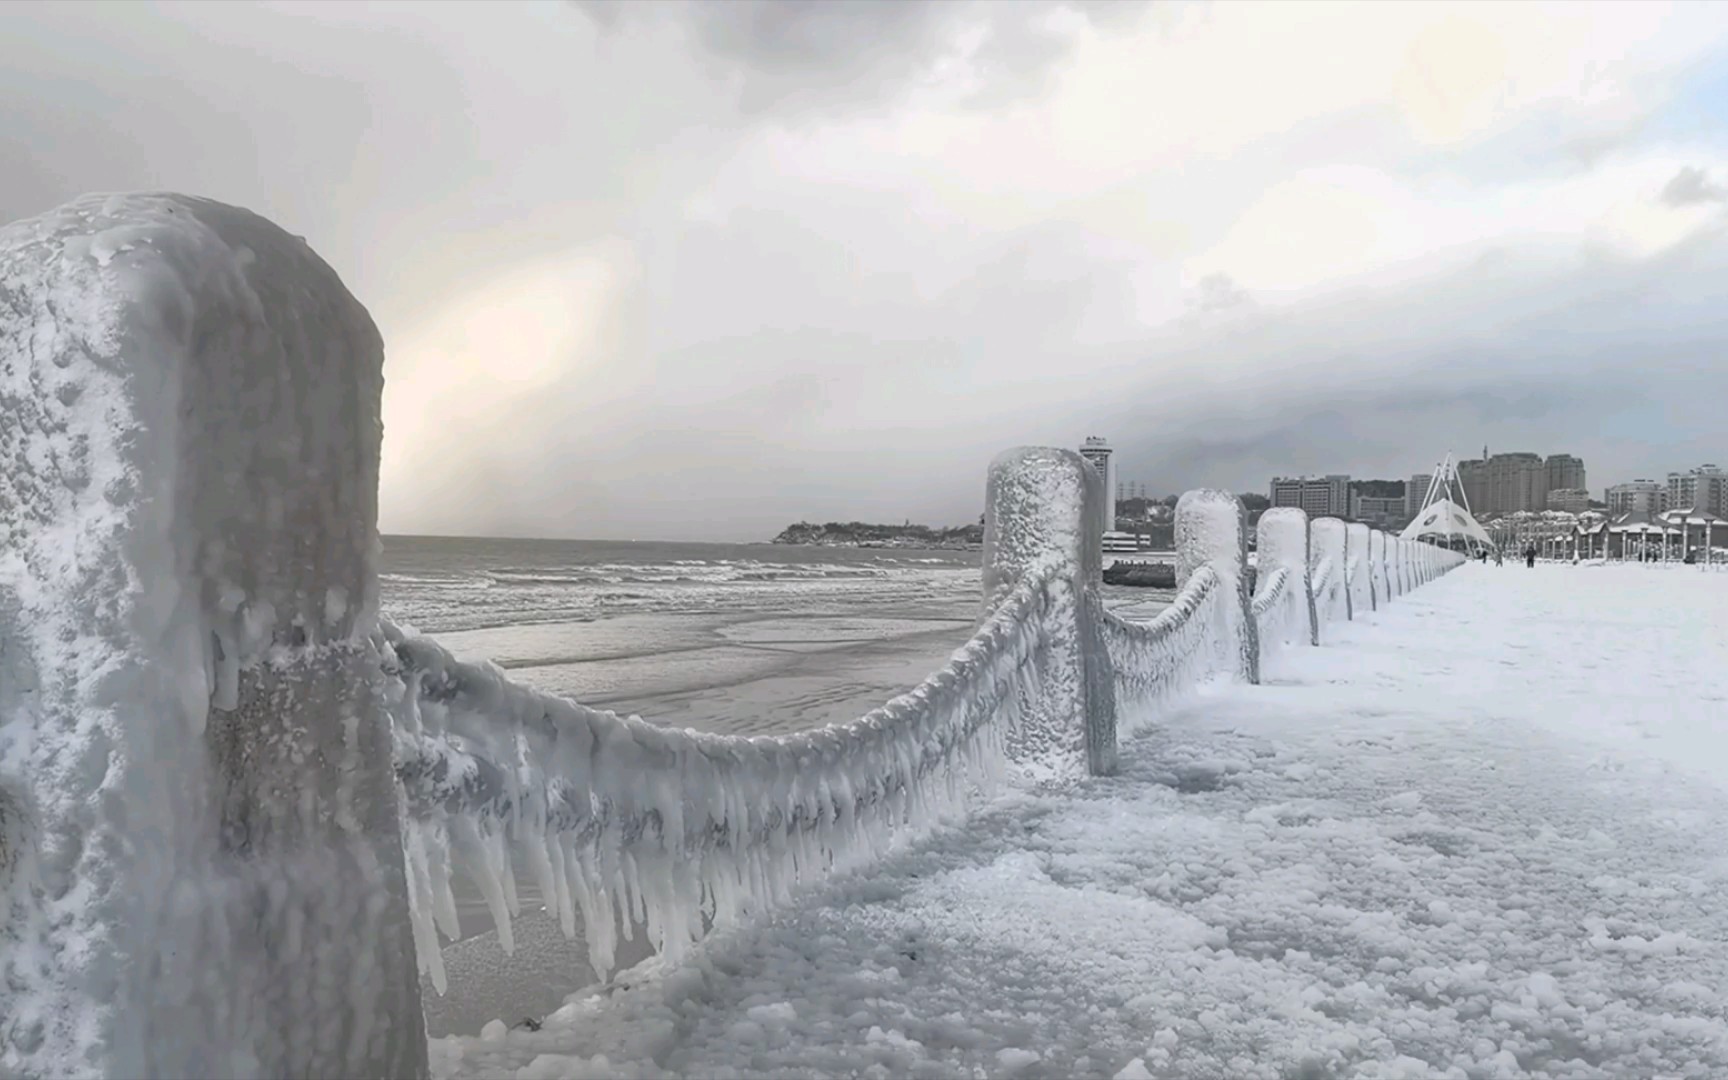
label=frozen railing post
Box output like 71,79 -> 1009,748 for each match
1311,517 -> 1348,629
1257,507 -> 1318,647
1176,490 -> 1258,685
983,447 -> 1118,776
1368,530 -> 1385,611
1346,523 -> 1371,617
0,195 -> 425,1079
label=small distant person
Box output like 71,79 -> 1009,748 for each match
1525,545 -> 1536,568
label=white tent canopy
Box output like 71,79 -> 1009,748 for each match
1400,497 -> 1494,550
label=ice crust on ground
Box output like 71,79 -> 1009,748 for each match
436,563 -> 1728,1080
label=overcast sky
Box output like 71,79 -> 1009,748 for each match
7,1 -> 1728,539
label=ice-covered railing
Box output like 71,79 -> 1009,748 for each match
0,194 -> 1471,1079
380,571 -> 1049,993
1099,489 -> 1253,730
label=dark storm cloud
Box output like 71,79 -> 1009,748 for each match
1660,165 -> 1728,206
1091,232 -> 1728,499
571,0 -> 1152,116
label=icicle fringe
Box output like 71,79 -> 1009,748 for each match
376,489 -> 1464,993
381,572 -> 1054,984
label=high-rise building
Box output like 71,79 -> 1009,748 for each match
1546,454 -> 1586,494
1407,473 -> 1434,517
1666,465 -> 1728,517
1606,480 -> 1664,517
1546,488 -> 1590,514
1079,436 -> 1116,525
1270,475 -> 1350,517
1457,452 -> 1548,514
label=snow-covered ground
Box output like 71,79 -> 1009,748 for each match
435,563 -> 1728,1080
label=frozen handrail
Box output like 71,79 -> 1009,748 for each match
1100,566 -> 1225,722
1251,565 -> 1290,619
383,571 -> 1053,990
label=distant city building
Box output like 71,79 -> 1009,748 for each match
1270,474 -> 1350,518
1546,454 -> 1587,494
1606,480 -> 1665,517
1079,436 -> 1116,525
1666,464 -> 1728,517
1407,473 -> 1434,518
1350,494 -> 1406,528
1546,488 -> 1591,514
1451,449 -> 1582,515
1457,452 -> 1548,515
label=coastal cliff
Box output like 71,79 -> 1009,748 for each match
771,521 -> 984,549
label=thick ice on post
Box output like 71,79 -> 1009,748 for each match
1254,507 -> 1316,652
0,194 -> 423,1079
1175,490 -> 1257,685
1310,518 -> 1349,627
982,447 -> 1114,777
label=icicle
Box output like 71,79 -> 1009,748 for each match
401,820 -> 449,995
427,820 -> 461,943
449,814 -> 514,954
546,829 -> 576,938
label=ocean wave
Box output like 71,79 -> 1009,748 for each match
480,562 -> 899,587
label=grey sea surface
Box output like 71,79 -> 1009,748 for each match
381,535 -> 1171,1035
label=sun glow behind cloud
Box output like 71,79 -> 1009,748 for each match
380,249 -> 632,533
